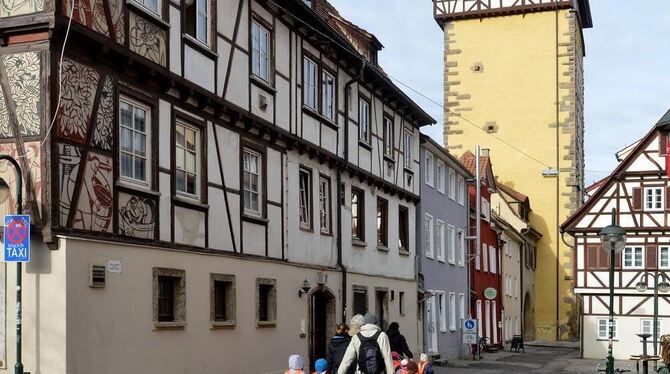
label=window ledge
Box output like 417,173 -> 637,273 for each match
403,167 -> 414,175
384,155 -> 395,163
251,75 -> 277,93
154,321 -> 186,330
211,321 -> 236,329
399,248 -> 410,256
242,213 -> 269,225
352,239 -> 367,248
116,180 -> 160,196
256,321 -> 277,328
377,245 -> 389,252
596,338 -> 619,342
358,140 -> 372,151
173,195 -> 209,210
126,0 -> 170,28
299,225 -> 314,233
320,230 -> 333,237
182,34 -> 217,59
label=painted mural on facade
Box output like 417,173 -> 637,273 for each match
92,76 -> 114,151
119,193 -> 156,239
58,58 -> 100,144
58,143 -> 82,226
64,0 -> 124,44
72,152 -> 113,232
0,0 -> 43,17
129,12 -> 167,66
0,141 -> 41,217
0,51 -> 42,137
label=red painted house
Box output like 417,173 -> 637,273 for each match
460,151 -> 503,348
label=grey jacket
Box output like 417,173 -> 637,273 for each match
337,324 -> 394,374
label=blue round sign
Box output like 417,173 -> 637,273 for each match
465,320 -> 475,330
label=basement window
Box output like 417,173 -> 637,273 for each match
153,268 -> 186,328
211,274 -> 236,327
256,278 -> 277,326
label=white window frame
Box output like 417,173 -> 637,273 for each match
298,168 -> 312,229
623,246 -> 644,269
475,241 -> 481,270
436,160 -> 445,194
459,293 -> 465,321
457,229 -> 465,266
403,129 -> 412,169
489,245 -> 497,274
438,292 -> 447,333
644,187 -> 664,211
447,224 -> 455,265
319,176 -> 331,234
251,21 -> 271,83
482,243 -> 488,272
425,152 -> 434,187
436,220 -> 445,262
476,300 -> 483,337
358,97 -> 370,144
425,214 -> 434,259
641,319 -> 662,337
448,168 -> 456,201
322,70 -> 335,121
659,246 -> 670,269
243,149 -> 262,216
175,121 -> 200,198
383,116 -> 394,158
133,0 -> 160,16
457,175 -> 465,206
482,198 -> 490,222
303,57 -> 318,110
449,292 -> 456,332
119,97 -> 151,187
597,318 -> 617,340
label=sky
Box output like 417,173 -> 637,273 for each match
328,0 -> 670,185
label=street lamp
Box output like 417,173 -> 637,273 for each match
635,273 -> 670,367
0,155 -> 24,374
599,208 -> 626,374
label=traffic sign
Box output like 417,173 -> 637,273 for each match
463,333 -> 478,344
463,319 -> 477,333
4,215 -> 30,262
484,287 -> 497,300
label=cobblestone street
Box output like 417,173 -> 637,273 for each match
435,345 -> 635,374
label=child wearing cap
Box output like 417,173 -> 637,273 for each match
418,353 -> 434,374
313,358 -> 328,374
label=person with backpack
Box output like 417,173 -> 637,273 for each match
337,313 -> 394,374
327,324 -> 354,374
386,322 -> 413,359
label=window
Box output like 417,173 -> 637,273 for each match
243,149 -> 262,216
660,247 -> 670,269
482,243 -> 488,272
459,293 -> 465,321
644,187 -> 664,211
175,121 -> 200,197
359,98 -> 370,143
436,220 -> 445,262
376,198 -> 388,247
436,160 -> 445,193
185,0 -> 209,44
256,278 -> 277,325
448,168 -> 456,200
457,229 -> 465,266
211,274 -> 235,325
475,241 -> 481,270
303,57 -> 317,110
322,71 -> 335,121
641,319 -> 662,337
449,292 -> 456,331
299,168 -> 312,229
251,21 -> 271,83
597,318 -> 617,340
383,116 -> 394,157
438,292 -> 446,332
481,198 -> 490,221
399,291 -> 405,316
153,268 -> 186,326
425,214 -> 434,259
134,0 -> 159,14
353,286 -> 368,315
351,188 -> 365,241
425,152 -> 434,187
403,130 -> 412,168
398,206 -> 409,251
448,224 -> 456,264
319,176 -> 331,234
119,98 -> 150,185
457,175 -> 465,206
489,246 -> 497,274
623,247 -> 644,269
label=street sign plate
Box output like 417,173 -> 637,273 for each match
484,287 -> 497,300
463,333 -> 478,344
3,215 -> 30,262
463,319 -> 477,333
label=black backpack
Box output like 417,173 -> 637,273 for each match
357,331 -> 384,374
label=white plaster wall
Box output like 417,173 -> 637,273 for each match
169,6 -> 182,75
174,206 -> 206,247
583,315 -> 666,360
184,46 -> 216,93
250,84 -> 274,123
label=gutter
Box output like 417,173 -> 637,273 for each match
337,59 -> 366,322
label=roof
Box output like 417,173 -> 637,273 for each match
585,176 -> 607,193
496,181 -> 529,205
459,150 -> 490,178
420,134 -> 473,178
656,109 -> 670,128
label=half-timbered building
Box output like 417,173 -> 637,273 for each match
562,110 -> 670,359
0,0 -> 434,371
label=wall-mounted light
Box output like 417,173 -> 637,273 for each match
298,279 -> 311,298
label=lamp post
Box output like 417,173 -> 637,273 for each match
635,272 -> 670,370
599,208 -> 627,374
0,155 -> 24,374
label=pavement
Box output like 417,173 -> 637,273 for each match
434,345 -> 637,374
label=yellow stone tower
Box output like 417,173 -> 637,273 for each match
433,0 -> 592,341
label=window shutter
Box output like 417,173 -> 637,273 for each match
598,247 -> 609,269
632,187 -> 642,211
647,245 -> 657,270
615,250 -> 622,269
666,187 -> 670,211
660,132 -> 668,156
587,245 -> 598,269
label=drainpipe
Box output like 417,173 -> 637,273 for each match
338,59 -> 366,322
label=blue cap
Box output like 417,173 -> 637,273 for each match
315,358 -> 328,372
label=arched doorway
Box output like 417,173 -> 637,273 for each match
310,287 -> 336,369
523,293 -> 534,341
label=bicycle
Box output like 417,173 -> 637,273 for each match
471,337 -> 487,360
595,362 -> 632,373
